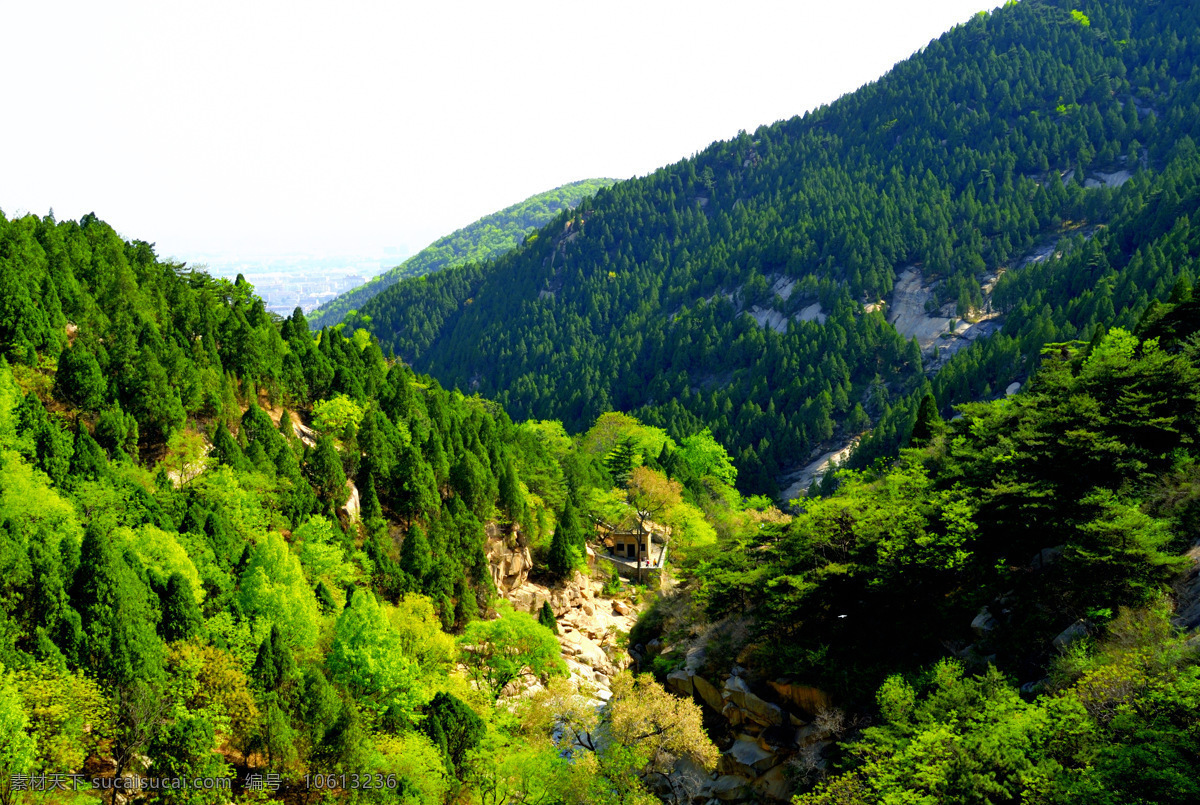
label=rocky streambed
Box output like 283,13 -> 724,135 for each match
487,525 -> 837,802
487,524 -> 638,701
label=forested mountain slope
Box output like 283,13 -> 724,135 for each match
357,0 -> 1200,493
308,179 -> 614,330
851,144 -> 1200,465
2,204 -> 1199,804
0,208 -> 751,802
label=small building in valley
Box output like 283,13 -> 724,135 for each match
593,520 -> 670,583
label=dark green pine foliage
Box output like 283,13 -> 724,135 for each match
421,691 -> 485,778
159,572 -> 201,643
399,525 -> 432,584
498,458 -> 524,521
604,438 -> 637,487
548,498 -> 585,579
857,146 -> 1200,466
556,497 -> 587,551
315,580 -> 338,614
538,600 -> 558,634
17,392 -> 74,488
69,426 -> 109,482
27,528 -> 83,663
307,435 -> 348,507
252,624 -> 297,692
54,341 -> 106,410
69,523 -> 164,687
210,423 -> 247,472
355,0 -> 1200,493
908,394 -> 943,448
94,405 -> 139,463
547,526 -> 574,580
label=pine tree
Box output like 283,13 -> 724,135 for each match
54,342 -> 106,410
159,572 -> 201,643
605,438 -> 637,486
498,458 -> 525,521
399,525 -> 432,583
70,523 -> 164,687
910,393 -> 943,448
557,497 -> 587,550
278,408 -> 296,441
316,580 -> 338,613
308,435 -> 348,507
548,524 -> 575,579
70,426 -> 109,482
252,624 -> 297,692
211,422 -> 246,471
361,476 -> 385,532
538,600 -> 558,634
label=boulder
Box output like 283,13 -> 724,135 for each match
723,674 -> 752,707
742,692 -> 784,726
694,675 -> 724,712
723,675 -> 784,726
1171,542 -> 1200,630
971,607 -> 998,637
711,775 -> 751,802
721,736 -> 780,776
613,600 -> 631,615
1052,619 -> 1091,651
1031,545 -> 1065,569
752,763 -> 792,802
722,701 -> 746,727
766,679 -> 832,718
758,724 -> 799,754
667,669 -> 694,698
486,523 -> 533,593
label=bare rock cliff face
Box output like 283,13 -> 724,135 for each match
484,522 -> 533,594
485,531 -> 636,701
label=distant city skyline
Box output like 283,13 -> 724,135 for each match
1,0 -> 999,266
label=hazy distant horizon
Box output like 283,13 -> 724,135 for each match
1,1 -> 1000,264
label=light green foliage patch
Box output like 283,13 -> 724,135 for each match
312,393 -> 365,435
294,515 -> 360,588
0,449 -> 81,548
328,591 -> 422,718
192,466 -> 269,543
237,531 -> 320,649
118,525 -> 205,605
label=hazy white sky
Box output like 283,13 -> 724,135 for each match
0,0 -> 997,263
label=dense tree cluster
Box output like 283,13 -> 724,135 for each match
3,1 -> 1200,802
853,145 -> 1200,465
697,325 -> 1200,697
309,179 -> 615,330
0,210 -> 735,804
355,0 -> 1200,493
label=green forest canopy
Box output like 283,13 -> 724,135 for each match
308,178 -> 615,330
354,0 -> 1200,494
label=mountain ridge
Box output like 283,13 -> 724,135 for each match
352,0 -> 1200,494
308,178 -> 615,330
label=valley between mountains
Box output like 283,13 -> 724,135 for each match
3,1 -> 1200,804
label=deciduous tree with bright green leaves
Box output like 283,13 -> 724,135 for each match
458,603 -> 566,701
328,590 -> 422,721
237,531 -> 320,649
